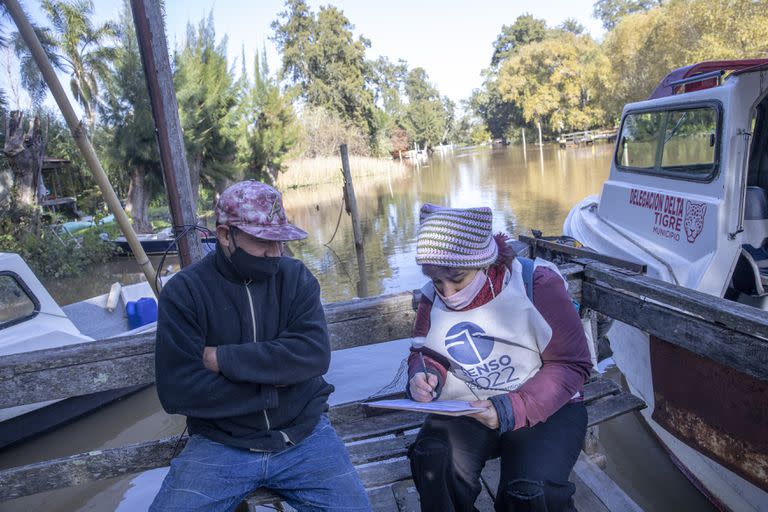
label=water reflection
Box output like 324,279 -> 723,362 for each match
287,144 -> 613,303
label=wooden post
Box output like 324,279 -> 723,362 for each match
339,144 -> 368,298
4,0 -> 160,298
131,0 -> 203,267
521,128 -> 527,161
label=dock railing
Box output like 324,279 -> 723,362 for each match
1,238 -> 766,507
558,128 -> 618,148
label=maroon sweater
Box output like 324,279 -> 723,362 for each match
408,261 -> 592,430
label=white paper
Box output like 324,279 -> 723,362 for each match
365,399 -> 486,416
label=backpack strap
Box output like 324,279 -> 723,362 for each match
517,256 -> 535,302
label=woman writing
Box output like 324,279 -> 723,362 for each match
406,204 -> 593,512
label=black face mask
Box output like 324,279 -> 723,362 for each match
227,230 -> 282,281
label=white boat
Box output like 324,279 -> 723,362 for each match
564,59 -> 768,511
0,252 -> 161,448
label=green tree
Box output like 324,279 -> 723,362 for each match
174,13 -> 238,207
235,48 -> 298,184
498,33 -> 608,142
40,0 -> 117,129
593,0 -> 659,30
600,0 -> 768,118
468,79 -> 524,141
402,67 -> 446,148
100,2 -> 160,233
272,0 -> 375,139
490,14 -> 547,68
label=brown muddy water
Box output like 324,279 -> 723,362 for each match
2,144 -> 715,511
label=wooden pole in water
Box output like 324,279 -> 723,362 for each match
131,0 -> 203,267
4,0 -> 160,298
339,144 -> 368,297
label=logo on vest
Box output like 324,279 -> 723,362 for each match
444,322 -> 494,365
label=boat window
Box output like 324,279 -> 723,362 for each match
0,274 -> 39,329
616,105 -> 719,181
617,112 -> 664,169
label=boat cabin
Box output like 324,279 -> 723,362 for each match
566,59 -> 768,308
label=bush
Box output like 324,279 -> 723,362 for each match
0,230 -> 118,279
294,106 -> 371,158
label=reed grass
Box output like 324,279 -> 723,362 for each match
277,156 -> 407,189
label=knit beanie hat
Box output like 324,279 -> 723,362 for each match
416,203 -> 498,268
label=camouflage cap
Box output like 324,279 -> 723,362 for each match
215,180 -> 307,241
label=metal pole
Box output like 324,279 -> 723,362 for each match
4,0 -> 160,298
339,144 -> 368,298
130,0 -> 203,267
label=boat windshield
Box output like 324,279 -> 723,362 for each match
0,273 -> 39,329
616,105 -> 719,181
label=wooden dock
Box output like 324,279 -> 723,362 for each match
1,237 -> 765,510
558,129 -> 618,148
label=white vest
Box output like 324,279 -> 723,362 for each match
414,258 -> 566,401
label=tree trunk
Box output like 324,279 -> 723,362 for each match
126,165 -> 153,233
536,119 -> 543,147
3,111 -> 45,207
188,154 -> 202,212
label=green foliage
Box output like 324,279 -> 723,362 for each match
40,0 -> 117,128
593,0 -> 658,30
0,230 -> 117,279
600,0 -> 768,118
234,48 -> 299,184
98,1 -> 162,229
402,68 -> 447,148
272,0 -> 376,137
490,14 -> 547,68
468,80 -> 523,140
174,13 -> 239,191
498,33 -> 609,133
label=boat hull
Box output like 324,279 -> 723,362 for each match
566,202 -> 768,511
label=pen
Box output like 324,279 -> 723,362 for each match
418,351 -> 436,400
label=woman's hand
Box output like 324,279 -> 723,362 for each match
409,372 -> 438,402
469,400 -> 499,429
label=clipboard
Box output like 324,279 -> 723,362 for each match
364,398 -> 486,416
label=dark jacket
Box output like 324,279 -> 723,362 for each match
155,245 -> 333,451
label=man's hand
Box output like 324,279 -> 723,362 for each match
409,372 -> 438,402
203,346 -> 220,373
468,400 -> 499,429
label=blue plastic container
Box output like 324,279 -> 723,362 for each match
126,297 -> 158,330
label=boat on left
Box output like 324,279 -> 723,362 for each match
0,252 -> 163,449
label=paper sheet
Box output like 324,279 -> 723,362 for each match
364,399 -> 486,416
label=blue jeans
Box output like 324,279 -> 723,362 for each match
149,415 -> 370,511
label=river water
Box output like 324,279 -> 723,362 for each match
2,144 -> 715,511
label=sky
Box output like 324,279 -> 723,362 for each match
5,0 -> 606,111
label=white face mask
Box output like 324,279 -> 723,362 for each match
435,270 -> 488,310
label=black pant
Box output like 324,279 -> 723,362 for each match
408,402 -> 587,512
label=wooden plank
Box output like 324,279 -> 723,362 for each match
583,281 -> 768,381
583,262 -> 768,340
519,235 -> 647,273
335,411 -> 424,442
587,393 -> 646,427
324,291 -> 417,350
0,429 -> 418,501
368,485 -> 398,512
583,377 -> 620,402
574,453 -> 644,512
346,434 -> 415,465
0,435 -> 180,501
392,480 -> 421,511
571,471 -> 610,512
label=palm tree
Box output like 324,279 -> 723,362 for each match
40,0 -> 117,130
